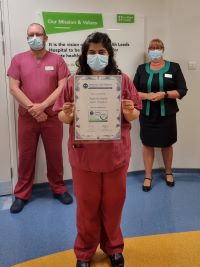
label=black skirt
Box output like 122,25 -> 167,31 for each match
139,107 -> 177,147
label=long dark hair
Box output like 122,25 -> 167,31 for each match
76,32 -> 121,75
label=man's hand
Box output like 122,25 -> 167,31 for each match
35,112 -> 48,122
28,103 -> 47,117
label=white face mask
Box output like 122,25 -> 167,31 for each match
27,35 -> 44,51
87,54 -> 109,71
148,49 -> 163,60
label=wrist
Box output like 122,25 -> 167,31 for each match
26,103 -> 33,110
164,91 -> 168,98
42,101 -> 48,110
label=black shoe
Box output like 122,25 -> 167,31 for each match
109,253 -> 124,267
76,260 -> 90,267
10,198 -> 27,213
142,177 -> 152,192
165,173 -> 175,187
54,192 -> 73,204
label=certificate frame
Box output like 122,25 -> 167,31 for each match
74,75 -> 122,141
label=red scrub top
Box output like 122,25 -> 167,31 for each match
54,73 -> 142,172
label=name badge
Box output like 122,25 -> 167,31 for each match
165,73 -> 172,78
45,66 -> 54,71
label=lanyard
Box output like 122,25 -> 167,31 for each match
145,61 -> 170,116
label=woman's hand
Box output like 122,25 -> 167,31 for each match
148,92 -> 165,101
122,99 -> 140,121
58,102 -> 75,124
62,102 -> 75,117
122,99 -> 135,114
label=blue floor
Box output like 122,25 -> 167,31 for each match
0,170 -> 200,267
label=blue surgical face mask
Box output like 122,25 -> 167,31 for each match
148,49 -> 163,60
27,35 -> 44,51
87,54 -> 109,71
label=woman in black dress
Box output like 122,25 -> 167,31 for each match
133,38 -> 187,191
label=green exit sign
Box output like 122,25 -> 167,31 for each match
117,14 -> 134,23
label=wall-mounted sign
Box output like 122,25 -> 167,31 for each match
117,14 -> 134,23
39,12 -> 144,77
43,12 -> 103,33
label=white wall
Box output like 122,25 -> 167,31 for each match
163,0 -> 200,168
2,0 -> 199,188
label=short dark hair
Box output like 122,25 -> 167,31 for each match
76,32 -> 121,75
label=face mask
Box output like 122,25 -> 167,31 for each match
87,54 -> 109,71
27,35 -> 44,51
148,49 -> 163,60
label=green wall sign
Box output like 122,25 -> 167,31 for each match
117,14 -> 134,23
42,12 -> 104,34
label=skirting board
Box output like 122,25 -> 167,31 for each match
0,181 -> 12,196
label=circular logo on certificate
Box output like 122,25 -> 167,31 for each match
83,83 -> 88,88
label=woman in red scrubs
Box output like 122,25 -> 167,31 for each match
54,32 -> 142,267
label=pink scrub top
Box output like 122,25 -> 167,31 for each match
54,73 -> 142,172
7,51 -> 70,116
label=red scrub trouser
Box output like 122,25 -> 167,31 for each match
72,164 -> 129,261
14,114 -> 67,199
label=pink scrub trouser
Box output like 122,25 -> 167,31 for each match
72,163 -> 129,261
14,114 -> 67,199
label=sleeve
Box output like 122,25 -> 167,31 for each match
53,76 -> 74,112
57,56 -> 71,81
7,56 -> 21,81
133,65 -> 141,91
174,63 -> 188,99
122,73 -> 142,110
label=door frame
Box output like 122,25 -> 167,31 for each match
0,0 -> 18,194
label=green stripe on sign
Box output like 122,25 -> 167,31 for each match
117,14 -> 134,23
42,12 -> 103,34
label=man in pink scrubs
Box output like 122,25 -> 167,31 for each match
7,23 -> 72,213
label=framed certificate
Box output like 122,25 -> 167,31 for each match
74,75 -> 122,141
